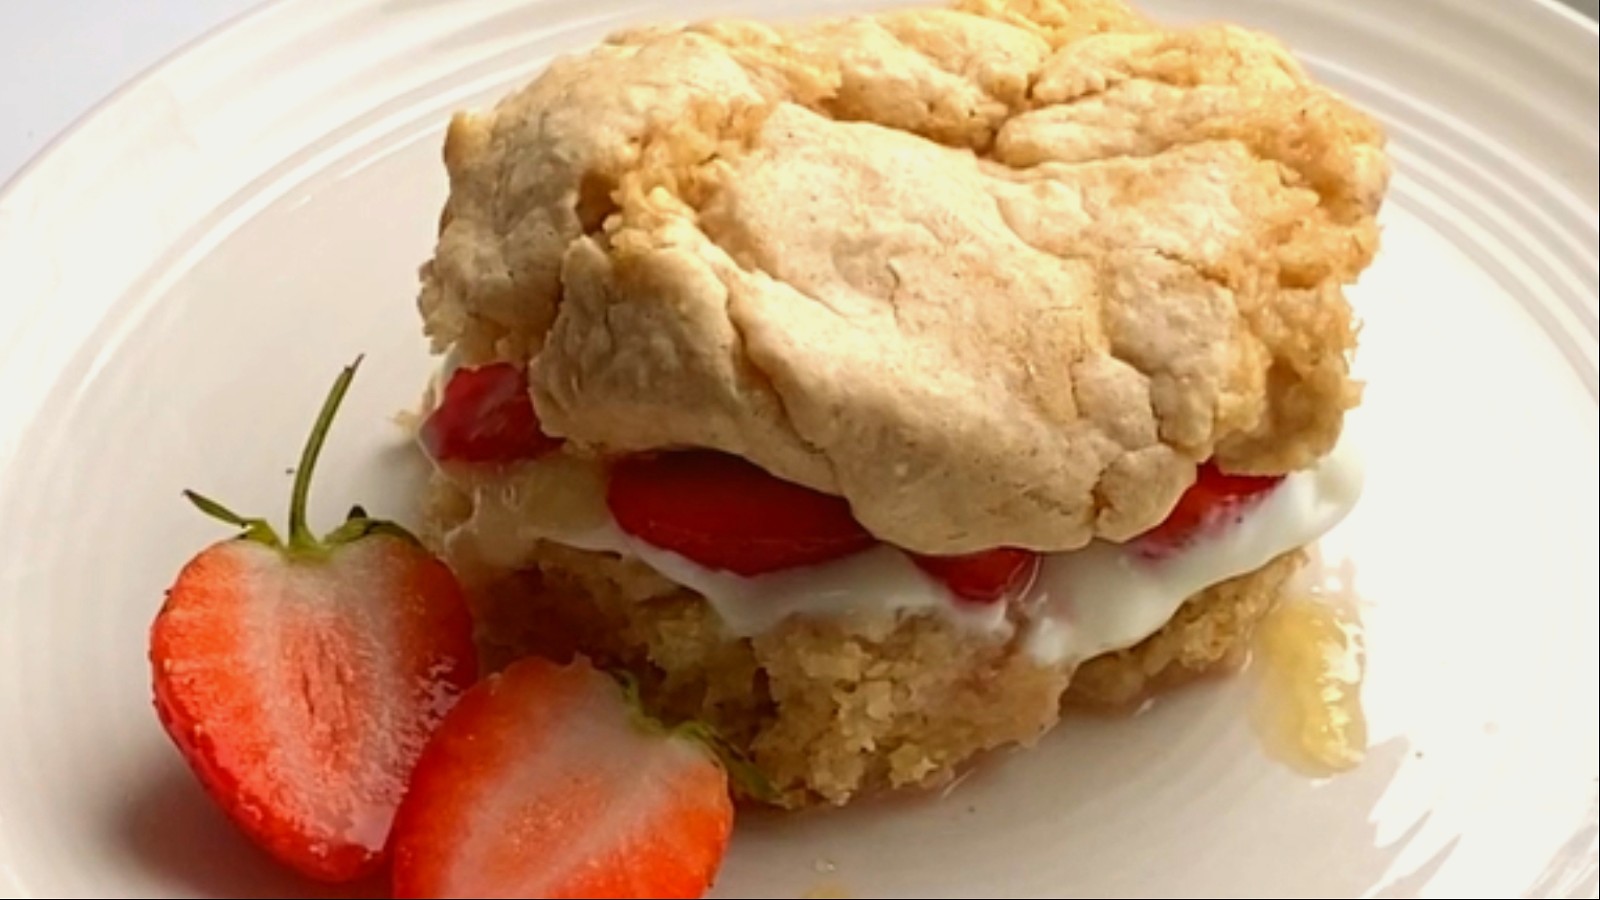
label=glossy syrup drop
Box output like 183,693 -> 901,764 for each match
1251,554 -> 1369,776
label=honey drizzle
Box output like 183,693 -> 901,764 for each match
1251,554 -> 1369,776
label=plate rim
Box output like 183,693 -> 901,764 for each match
1,0 -> 1595,216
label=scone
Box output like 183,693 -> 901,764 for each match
409,0 -> 1386,808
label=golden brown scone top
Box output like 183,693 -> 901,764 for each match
418,0 -> 1389,555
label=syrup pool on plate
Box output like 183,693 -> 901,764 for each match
1250,553 -> 1369,777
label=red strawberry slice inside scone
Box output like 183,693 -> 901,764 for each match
606,451 -> 1046,602
601,449 -> 1285,594
425,362 -> 1282,599
150,359 -> 478,883
421,362 -> 563,463
1134,462 -> 1285,558
607,451 -> 877,577
909,548 -> 1041,604
390,656 -> 735,899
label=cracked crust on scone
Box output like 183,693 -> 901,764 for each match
417,0 -> 1387,555
422,471 -> 1305,808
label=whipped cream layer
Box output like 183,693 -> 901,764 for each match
1021,438 -> 1363,664
434,431 -> 1363,668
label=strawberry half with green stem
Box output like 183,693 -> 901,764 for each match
390,656 -> 738,899
148,357 -> 479,884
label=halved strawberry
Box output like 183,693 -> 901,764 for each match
1134,461 -> 1285,558
390,656 -> 735,899
607,450 -> 876,577
421,362 -> 562,463
149,358 -> 478,883
910,548 -> 1040,604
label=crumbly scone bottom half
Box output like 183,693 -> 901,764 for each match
430,485 -> 1305,809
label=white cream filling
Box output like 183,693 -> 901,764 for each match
439,430 -> 1363,668
1020,437 -> 1364,665
429,346 -> 1364,667
560,524 -> 1014,639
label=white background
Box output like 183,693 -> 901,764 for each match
0,2 -> 262,182
0,0 -> 1596,186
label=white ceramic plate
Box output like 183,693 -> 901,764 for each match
1,0 -> 1595,897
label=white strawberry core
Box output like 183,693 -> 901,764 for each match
234,538 -> 440,852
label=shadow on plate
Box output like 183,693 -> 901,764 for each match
115,761 -> 388,899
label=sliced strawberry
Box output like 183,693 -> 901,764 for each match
150,358 -> 478,883
390,656 -> 735,899
911,548 -> 1040,604
1134,461 -> 1285,558
421,362 -> 562,463
607,451 -> 876,577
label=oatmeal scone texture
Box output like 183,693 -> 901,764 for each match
427,467 -> 1306,808
417,0 -> 1387,555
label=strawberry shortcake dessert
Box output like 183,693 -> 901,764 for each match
412,0 -> 1387,808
